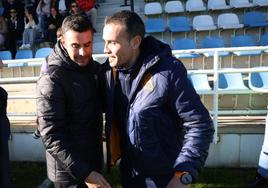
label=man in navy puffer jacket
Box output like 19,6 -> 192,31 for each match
102,10 -> 214,188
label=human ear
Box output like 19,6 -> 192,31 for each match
131,36 -> 142,49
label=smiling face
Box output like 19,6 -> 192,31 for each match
103,23 -> 140,68
61,30 -> 93,67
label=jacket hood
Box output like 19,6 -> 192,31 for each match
47,41 -> 95,72
140,36 -> 172,63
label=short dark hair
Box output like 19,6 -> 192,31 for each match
104,10 -> 145,40
61,15 -> 94,34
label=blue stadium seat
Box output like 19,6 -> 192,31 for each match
260,34 -> 268,46
218,70 -> 249,93
231,35 -> 262,56
15,50 -> 33,59
35,47 -> 53,58
244,11 -> 268,28
201,37 -> 230,57
0,51 -> 12,60
145,18 -> 166,34
168,16 -> 191,33
173,38 -> 200,58
188,73 -> 212,94
249,67 -> 268,92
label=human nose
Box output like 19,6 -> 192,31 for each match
103,42 -> 110,54
78,47 -> 86,56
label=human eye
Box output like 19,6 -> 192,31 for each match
71,44 -> 80,49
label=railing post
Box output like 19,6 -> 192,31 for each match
213,50 -> 219,144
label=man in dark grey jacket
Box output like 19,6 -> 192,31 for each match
103,10 -> 214,188
37,15 -> 111,188
0,86 -> 11,188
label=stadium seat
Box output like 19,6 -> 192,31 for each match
35,47 -> 53,58
193,15 -> 217,31
164,1 -> 184,14
168,16 -> 191,41
229,0 -> 255,8
0,51 -> 12,60
186,0 -> 206,12
218,70 -> 249,93
173,38 -> 200,58
15,50 -> 33,59
168,16 -> 191,33
188,73 -> 212,94
217,13 -> 244,30
249,67 -> 268,92
231,35 -> 262,56
260,34 -> 268,46
144,2 -> 163,16
243,11 -> 268,28
145,18 -> 166,33
201,37 -> 230,57
208,0 -> 232,11
253,0 -> 268,6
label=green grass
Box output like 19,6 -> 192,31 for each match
10,162 -> 267,188
11,162 -> 47,188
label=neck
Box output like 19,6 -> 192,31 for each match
123,49 -> 140,69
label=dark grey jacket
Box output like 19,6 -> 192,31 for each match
37,42 -> 103,183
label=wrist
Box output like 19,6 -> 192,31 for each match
175,171 -> 193,185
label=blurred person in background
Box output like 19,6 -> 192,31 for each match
19,6 -> 40,50
76,0 -> 97,31
6,8 -> 24,58
248,113 -> 268,187
0,84 -> 11,188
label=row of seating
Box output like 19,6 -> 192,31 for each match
145,0 -> 268,15
173,34 -> 268,58
0,48 -> 53,61
189,67 -> 268,94
145,11 -> 268,36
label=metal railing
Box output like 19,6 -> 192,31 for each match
1,46 -> 268,143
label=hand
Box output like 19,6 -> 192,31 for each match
166,175 -> 189,188
85,171 -> 111,188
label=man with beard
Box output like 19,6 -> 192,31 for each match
36,15 -> 111,188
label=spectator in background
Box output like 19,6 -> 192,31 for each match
7,8 -> 25,58
19,6 -> 40,50
2,0 -> 24,18
55,0 -> 72,17
248,114 -> 268,187
69,2 -> 83,16
46,7 -> 63,45
76,0 -> 97,31
0,85 -> 11,188
36,0 -> 51,39
0,10 -> 8,49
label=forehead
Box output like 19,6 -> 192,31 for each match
103,23 -> 128,41
63,30 -> 93,43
